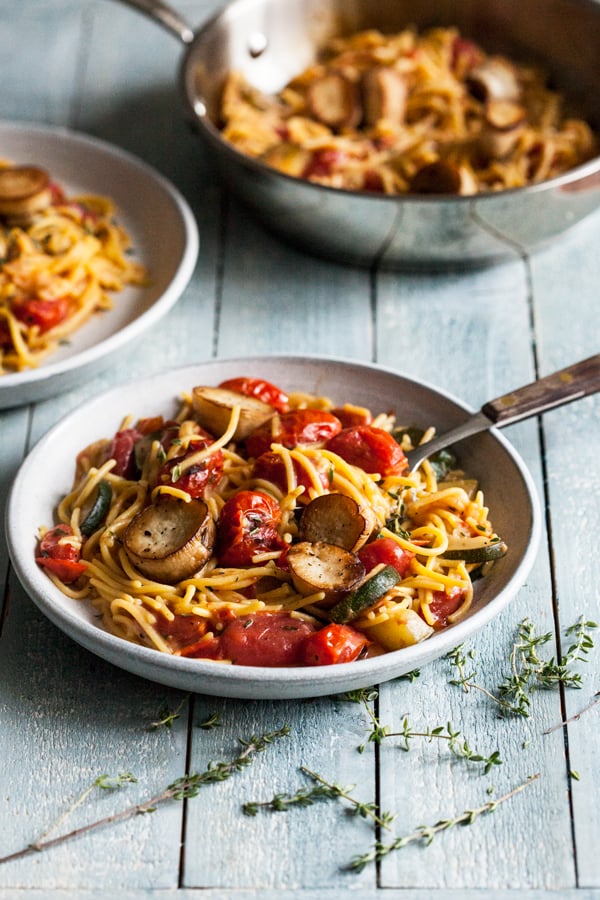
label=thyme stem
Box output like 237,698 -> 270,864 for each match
348,773 -> 541,871
0,726 -> 289,868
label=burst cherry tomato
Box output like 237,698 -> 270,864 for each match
245,409 -> 342,459
303,148 -> 346,178
301,623 -> 369,666
36,524 -> 86,584
252,451 -> 330,500
427,587 -> 466,628
157,438 -> 224,499
220,612 -> 317,666
326,425 -> 407,477
108,428 -> 143,478
218,377 -> 289,413
358,537 -> 414,577
330,406 -> 373,428
217,490 -> 285,566
12,296 -> 70,333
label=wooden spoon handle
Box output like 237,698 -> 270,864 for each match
482,353 -> 600,426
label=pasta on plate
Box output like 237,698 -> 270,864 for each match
220,26 -> 596,196
0,161 -> 147,373
36,375 -> 507,668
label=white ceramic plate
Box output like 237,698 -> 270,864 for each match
6,356 -> 541,699
0,122 -> 199,408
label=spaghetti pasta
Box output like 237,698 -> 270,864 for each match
0,161 -> 147,373
36,375 -> 507,668
219,26 -> 596,195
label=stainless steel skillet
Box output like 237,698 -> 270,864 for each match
108,0 -> 600,270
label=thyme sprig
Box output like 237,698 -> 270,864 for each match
0,726 -> 289,867
498,617 -> 597,716
448,617 -> 598,718
243,766 -> 395,830
353,687 -> 501,771
348,773 -> 540,872
149,697 -> 188,730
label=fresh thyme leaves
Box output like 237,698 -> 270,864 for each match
498,617 -> 597,716
0,727 -> 289,868
30,772 -> 138,851
350,685 -> 501,770
198,711 -> 222,730
149,697 -> 188,730
347,773 -> 540,872
448,617 -> 598,718
243,766 -> 395,831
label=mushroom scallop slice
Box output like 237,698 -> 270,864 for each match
0,165 -> 52,220
123,497 -> 216,584
298,493 -> 376,553
192,386 -> 275,442
287,540 -> 366,606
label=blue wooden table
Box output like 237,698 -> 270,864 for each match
1,2 -> 599,897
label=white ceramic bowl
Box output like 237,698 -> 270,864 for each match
0,122 -> 199,408
6,356 -> 541,698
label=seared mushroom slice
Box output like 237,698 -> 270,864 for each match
123,497 -> 216,584
298,493 -> 376,553
362,67 -> 407,126
409,160 -> 477,196
466,57 -> 521,103
0,165 -> 52,220
478,99 -> 527,159
306,72 -> 361,131
287,540 -> 365,606
192,386 -> 275,441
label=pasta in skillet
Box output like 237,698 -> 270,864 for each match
219,26 -> 596,195
36,375 -> 507,667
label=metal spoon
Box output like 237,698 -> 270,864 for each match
404,353 -> 600,471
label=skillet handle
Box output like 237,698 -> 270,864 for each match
110,0 -> 195,44
481,353 -> 600,426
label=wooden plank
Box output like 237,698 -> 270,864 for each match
529,209 -> 600,889
373,261 -> 575,888
182,694 -> 377,890
216,200 -> 373,360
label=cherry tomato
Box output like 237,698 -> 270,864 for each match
303,148 -> 346,178
157,438 -> 224,499
220,612 -> 317,666
330,406 -> 373,428
36,557 -> 87,583
358,537 -> 414,577
108,428 -> 143,478
218,377 -> 289,413
36,524 -> 86,584
245,409 -> 342,459
12,296 -> 70,333
427,587 -> 466,628
252,451 -> 330,500
217,490 -> 285,566
38,524 -> 81,561
177,636 -> 223,659
301,623 -> 369,666
155,612 -> 208,645
0,321 -> 12,348
326,425 -> 407,477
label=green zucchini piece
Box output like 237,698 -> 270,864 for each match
329,565 -> 400,624
441,534 -> 507,563
80,480 -> 113,536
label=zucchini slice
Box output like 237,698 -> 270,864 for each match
329,565 -> 400,624
441,534 -> 507,562
80,480 -> 113,536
